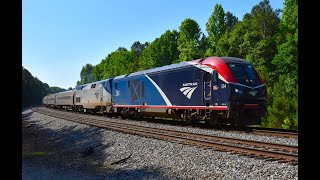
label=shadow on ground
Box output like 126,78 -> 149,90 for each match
22,110 -> 171,179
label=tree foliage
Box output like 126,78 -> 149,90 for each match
215,22 -> 247,58
22,67 -> 66,108
79,64 -> 96,85
72,0 -> 298,129
272,0 -> 298,88
262,76 -> 298,129
206,4 -> 226,56
177,18 -> 205,62
131,41 -> 149,56
140,30 -> 179,69
224,11 -> 238,33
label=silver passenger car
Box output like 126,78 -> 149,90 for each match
46,94 -> 56,107
55,90 -> 75,110
42,96 -> 47,105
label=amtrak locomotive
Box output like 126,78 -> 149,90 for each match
43,56 -> 268,126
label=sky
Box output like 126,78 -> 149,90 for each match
22,0 -> 284,89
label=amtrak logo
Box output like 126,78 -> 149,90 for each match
248,90 -> 258,96
180,82 -> 198,99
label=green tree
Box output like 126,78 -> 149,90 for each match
244,0 -> 280,40
48,86 -> 66,94
243,0 -> 280,84
262,76 -> 298,129
215,22 -> 247,58
22,66 -> 66,108
22,67 -> 47,107
131,41 -> 149,56
79,64 -> 96,85
93,61 -> 105,81
206,4 -> 226,56
224,11 -> 238,33
99,47 -> 137,78
266,0 -> 298,129
177,18 -> 205,62
272,0 -> 298,87
140,30 -> 179,69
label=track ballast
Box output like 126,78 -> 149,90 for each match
32,107 -> 298,164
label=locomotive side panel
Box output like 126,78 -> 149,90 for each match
42,96 -> 47,105
147,66 -> 203,106
112,75 -> 167,106
74,80 -> 112,111
47,94 -> 56,107
55,90 -> 75,108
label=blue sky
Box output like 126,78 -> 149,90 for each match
22,0 -> 284,89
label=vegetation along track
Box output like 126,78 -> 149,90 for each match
32,107 -> 298,164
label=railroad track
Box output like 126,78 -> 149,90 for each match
246,127 -> 298,139
32,107 -> 298,164
132,119 -> 299,139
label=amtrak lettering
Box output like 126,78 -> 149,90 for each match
182,82 -> 198,86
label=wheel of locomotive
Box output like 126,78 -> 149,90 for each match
132,110 -> 142,120
121,114 -> 127,119
105,108 -> 114,117
135,113 -> 142,120
229,118 -> 242,128
185,117 -> 192,124
120,109 -> 128,119
127,110 -> 135,120
106,112 -> 113,117
185,113 -> 193,124
206,114 -> 222,129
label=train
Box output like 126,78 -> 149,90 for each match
42,56 -> 268,126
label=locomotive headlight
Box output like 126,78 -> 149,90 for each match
235,88 -> 243,94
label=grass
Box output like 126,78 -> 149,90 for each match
22,151 -> 48,159
96,163 -> 115,170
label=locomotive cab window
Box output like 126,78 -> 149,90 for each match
212,71 -> 218,83
203,72 -> 211,82
228,63 -> 261,86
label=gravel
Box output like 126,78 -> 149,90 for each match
22,108 -> 298,179
42,107 -> 298,146
53,108 -> 298,146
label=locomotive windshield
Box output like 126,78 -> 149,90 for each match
228,63 -> 261,87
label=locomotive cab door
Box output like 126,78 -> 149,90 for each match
203,72 -> 211,106
211,71 -> 219,105
99,86 -> 104,113
100,86 -> 103,102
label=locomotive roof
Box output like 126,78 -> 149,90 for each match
219,57 -> 250,64
75,78 -> 112,88
114,61 -> 192,79
113,56 -> 250,80
56,90 -> 74,94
